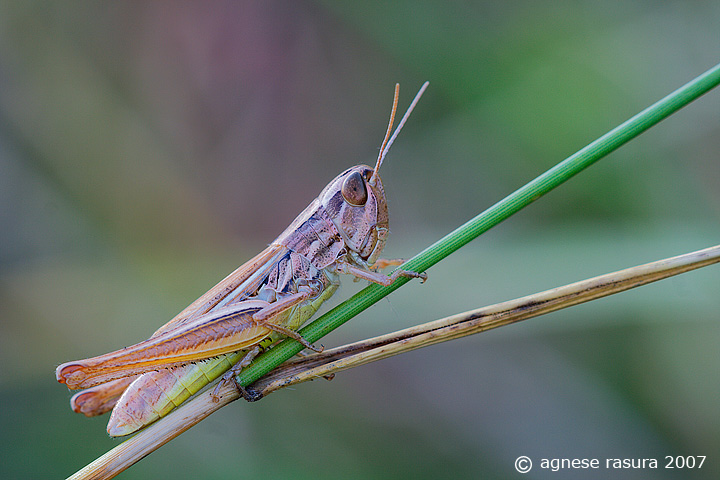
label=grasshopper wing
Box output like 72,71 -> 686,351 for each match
57,244 -> 289,393
70,376 -> 138,417
57,300 -> 275,389
67,245 -> 288,415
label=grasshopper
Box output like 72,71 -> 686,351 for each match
56,82 -> 429,436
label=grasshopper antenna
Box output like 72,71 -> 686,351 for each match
375,83 -> 399,175
373,81 -> 429,180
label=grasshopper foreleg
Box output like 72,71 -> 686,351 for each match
336,260 -> 427,286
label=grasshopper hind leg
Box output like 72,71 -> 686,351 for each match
211,333 -> 281,402
215,285 -> 329,401
211,345 -> 263,402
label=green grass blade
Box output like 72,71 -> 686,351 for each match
237,62 -> 720,389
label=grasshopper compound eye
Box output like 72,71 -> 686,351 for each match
341,170 -> 368,206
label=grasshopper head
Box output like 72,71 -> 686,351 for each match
318,165 -> 389,265
319,82 -> 428,266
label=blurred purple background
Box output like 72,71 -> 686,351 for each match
1,2 -> 719,479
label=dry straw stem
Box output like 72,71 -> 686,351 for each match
68,244 -> 720,480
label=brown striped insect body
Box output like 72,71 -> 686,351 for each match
56,82 -> 429,436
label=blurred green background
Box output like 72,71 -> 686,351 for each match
1,2 -> 719,479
